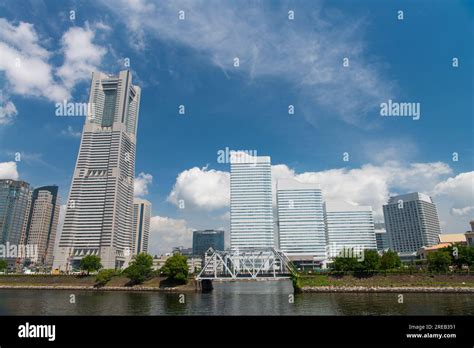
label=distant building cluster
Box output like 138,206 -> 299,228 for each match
227,154 -> 466,270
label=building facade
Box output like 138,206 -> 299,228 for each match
54,70 -> 141,271
21,186 -> 60,268
383,192 -> 441,253
132,198 -> 151,255
192,230 -> 224,256
276,179 -> 326,262
374,222 -> 389,252
230,153 -> 274,251
0,179 -> 31,246
324,201 -> 377,258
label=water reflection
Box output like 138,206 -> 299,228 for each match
0,281 -> 473,316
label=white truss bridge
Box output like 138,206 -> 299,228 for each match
196,247 -> 297,280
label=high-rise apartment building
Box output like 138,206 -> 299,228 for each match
192,230 -> 224,256
132,198 -> 151,255
276,179 -> 326,262
21,186 -> 60,268
230,153 -> 273,251
324,201 -> 377,258
54,70 -> 141,271
383,192 -> 441,253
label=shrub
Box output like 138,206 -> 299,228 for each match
95,269 -> 117,286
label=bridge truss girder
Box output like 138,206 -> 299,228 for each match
196,247 -> 296,280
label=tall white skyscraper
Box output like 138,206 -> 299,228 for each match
54,70 -> 141,271
276,179 -> 326,262
230,153 -> 273,251
132,198 -> 151,255
383,192 -> 441,253
324,201 -> 377,258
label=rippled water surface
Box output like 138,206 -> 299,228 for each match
1,281 -> 473,315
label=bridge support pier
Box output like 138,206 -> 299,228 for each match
196,279 -> 213,292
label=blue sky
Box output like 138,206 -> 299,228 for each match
0,0 -> 473,254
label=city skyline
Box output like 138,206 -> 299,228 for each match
0,1 -> 472,256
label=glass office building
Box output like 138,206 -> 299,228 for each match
0,179 -> 31,247
192,230 -> 225,256
276,178 -> 326,261
230,154 -> 274,251
324,201 -> 377,258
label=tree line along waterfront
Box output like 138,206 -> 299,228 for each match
1,244 -> 474,293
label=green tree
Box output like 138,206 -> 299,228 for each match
380,250 -> 401,270
123,253 -> 154,285
95,269 -> 117,286
360,250 -> 381,273
79,255 -> 102,275
427,251 -> 452,273
160,253 -> 189,284
0,259 -> 7,273
442,244 -> 474,269
331,256 -> 360,272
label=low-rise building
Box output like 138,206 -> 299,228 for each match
417,243 -> 452,260
152,255 -> 169,271
187,257 -> 203,274
438,233 -> 467,244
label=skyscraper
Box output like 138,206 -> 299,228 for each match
192,230 -> 225,256
21,186 -> 60,268
374,222 -> 389,252
132,198 -> 151,255
324,201 -> 377,258
54,70 -> 141,271
276,179 -> 326,263
383,192 -> 441,253
230,153 -> 273,251
0,179 -> 31,247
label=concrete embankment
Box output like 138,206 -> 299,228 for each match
299,286 -> 474,293
0,285 -> 198,291
0,275 -> 199,292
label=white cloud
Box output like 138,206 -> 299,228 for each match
134,172 -> 153,197
272,161 -> 452,218
150,215 -> 194,255
101,0 -> 394,124
0,19 -> 68,102
0,99 -> 17,125
0,19 -> 107,122
433,172 -> 474,217
167,166 -> 230,210
0,161 -> 19,180
452,206 -> 474,216
167,161 -> 454,220
61,125 -> 81,138
57,25 -> 107,90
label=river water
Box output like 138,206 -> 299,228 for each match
0,281 -> 473,315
